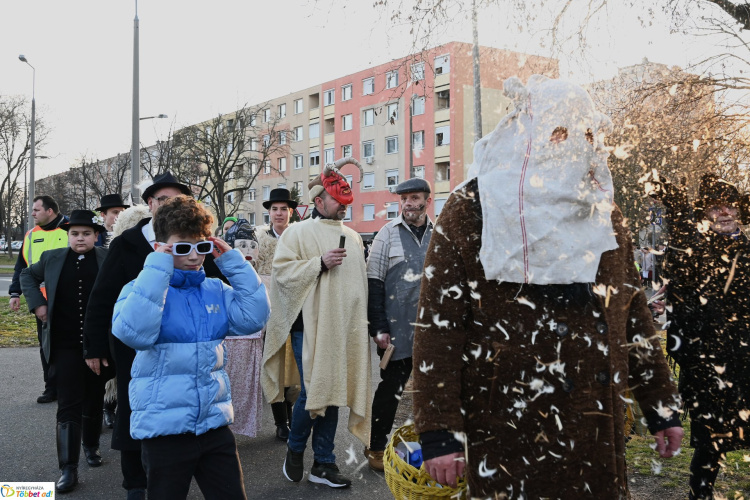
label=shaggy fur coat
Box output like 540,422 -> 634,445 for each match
413,180 -> 681,499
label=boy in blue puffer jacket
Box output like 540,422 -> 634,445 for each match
112,195 -> 270,499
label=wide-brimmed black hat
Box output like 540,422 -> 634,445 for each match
96,193 -> 130,212
141,171 -> 192,202
262,188 -> 298,210
61,210 -> 107,234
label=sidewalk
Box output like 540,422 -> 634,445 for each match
0,346 -> 396,499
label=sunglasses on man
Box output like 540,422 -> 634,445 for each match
158,241 -> 214,256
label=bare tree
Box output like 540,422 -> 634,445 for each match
0,95 -> 47,257
172,103 -> 291,223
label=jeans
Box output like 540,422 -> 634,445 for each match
287,330 -> 339,464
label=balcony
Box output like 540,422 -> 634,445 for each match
434,108 -> 450,123
434,145 -> 450,159
435,73 -> 450,88
309,107 -> 320,120
324,105 -> 335,119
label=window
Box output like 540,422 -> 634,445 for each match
310,151 -> 320,166
412,96 -> 425,116
411,62 -> 425,81
324,89 -> 335,106
435,54 -> 450,75
436,90 -> 450,109
363,204 -> 375,221
309,122 -> 320,139
386,102 -> 398,122
294,154 -> 303,169
386,136 -> 398,154
436,125 -> 450,146
278,157 -> 287,172
249,162 -> 258,176
264,160 -> 271,174
342,114 -> 352,131
363,77 -> 375,95
294,98 -> 303,114
203,196 -> 212,206
324,117 -> 335,135
434,198 -> 448,216
411,165 -> 425,179
250,114 -> 257,126
248,213 -> 256,225
309,93 -> 320,109
436,161 -> 450,181
386,169 -> 399,187
277,183 -> 287,189
278,103 -> 286,118
363,172 -> 375,189
343,206 -> 352,222
294,126 -> 303,141
263,108 -> 271,122
250,138 -> 258,151
386,70 -> 399,89
345,175 -> 353,187
247,189 -> 256,202
362,140 -> 375,158
262,185 -> 270,200
363,109 -> 375,127
263,212 -> 270,224
294,181 -> 304,195
342,84 -> 352,101
386,202 -> 399,220
226,192 -> 235,204
412,131 -> 425,150
263,134 -> 270,147
324,148 -> 335,164
342,144 -> 352,157
279,131 -> 287,145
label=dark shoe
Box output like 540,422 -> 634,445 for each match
276,425 -> 290,441
126,488 -> 146,500
309,461 -> 351,488
283,447 -> 304,482
81,415 -> 103,467
56,422 -> 81,493
37,390 -> 57,404
364,447 -> 384,472
103,407 -> 115,429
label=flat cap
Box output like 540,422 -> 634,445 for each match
394,178 -> 431,195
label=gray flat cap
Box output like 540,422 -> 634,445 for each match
394,178 -> 431,194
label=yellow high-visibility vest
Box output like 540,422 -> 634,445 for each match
22,225 -> 68,267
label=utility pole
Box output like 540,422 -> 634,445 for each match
472,0 -> 482,142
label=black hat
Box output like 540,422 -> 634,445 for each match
394,178 -> 431,195
262,188 -> 298,210
141,171 -> 192,202
61,210 -> 107,234
695,174 -> 741,211
96,193 -> 130,212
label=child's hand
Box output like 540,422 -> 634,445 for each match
209,236 -> 231,259
155,243 -> 173,254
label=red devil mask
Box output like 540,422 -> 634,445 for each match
322,171 -> 354,205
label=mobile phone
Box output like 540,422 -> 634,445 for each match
339,235 -> 346,249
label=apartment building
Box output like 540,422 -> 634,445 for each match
238,41 -> 558,237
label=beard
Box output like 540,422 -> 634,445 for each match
402,206 -> 426,224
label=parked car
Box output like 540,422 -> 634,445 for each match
10,241 -> 22,251
0,241 -> 6,252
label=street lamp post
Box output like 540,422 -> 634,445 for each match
18,54 -> 35,261
131,0 -> 140,201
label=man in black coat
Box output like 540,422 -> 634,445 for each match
83,172 -> 226,500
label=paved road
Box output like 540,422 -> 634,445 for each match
0,346 -> 396,499
0,276 -> 12,296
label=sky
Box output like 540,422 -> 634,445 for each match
1,0 -> 740,180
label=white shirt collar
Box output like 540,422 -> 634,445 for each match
142,219 -> 156,247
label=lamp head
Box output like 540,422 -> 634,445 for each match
157,114 -> 168,119
18,54 -> 28,63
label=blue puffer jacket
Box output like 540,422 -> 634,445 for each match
112,249 -> 270,440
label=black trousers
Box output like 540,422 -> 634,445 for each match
689,443 -> 722,500
53,346 -> 105,424
141,426 -> 246,500
38,318 -> 56,393
370,357 -> 413,451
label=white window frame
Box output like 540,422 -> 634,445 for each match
294,181 -> 304,196
248,212 -> 256,225
294,126 -> 303,141
435,54 -> 450,75
434,198 -> 448,216
411,62 -> 425,82
363,109 -> 374,127
362,140 -> 375,159
294,98 -> 303,114
412,96 -> 425,116
342,84 -> 352,101
262,134 -> 270,147
310,151 -> 320,167
363,77 -> 375,95
262,185 -> 270,200
263,212 -> 270,224
386,136 -> 398,154
279,130 -> 287,145
342,114 -> 353,131
278,103 -> 286,118
249,114 -> 257,126
342,144 -> 352,158
294,154 -> 304,169
343,206 -> 352,222
324,88 -> 335,106
412,131 -> 425,150
247,189 -> 256,202
309,122 -> 320,139
263,160 -> 271,174
386,102 -> 398,122
263,108 -> 271,122
386,169 -> 399,187
411,165 -> 425,179
363,172 -> 375,189
386,70 -> 399,89
436,125 -> 450,146
278,157 -> 287,172
324,148 -> 335,164
363,204 -> 375,221
386,202 -> 399,220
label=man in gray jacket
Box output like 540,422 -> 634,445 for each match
364,178 -> 433,470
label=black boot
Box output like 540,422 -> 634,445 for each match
286,400 -> 294,428
271,402 -> 290,441
81,415 -> 103,467
103,400 -> 116,429
56,421 -> 80,493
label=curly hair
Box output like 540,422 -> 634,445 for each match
153,195 -> 213,242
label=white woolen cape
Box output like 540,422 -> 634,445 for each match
261,217 -> 371,445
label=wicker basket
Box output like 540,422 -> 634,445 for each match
383,424 -> 467,500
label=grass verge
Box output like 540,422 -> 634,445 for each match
0,296 -> 37,347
